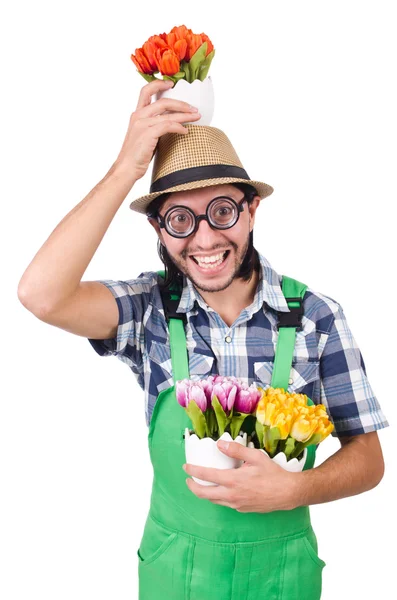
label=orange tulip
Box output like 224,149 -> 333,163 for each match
185,33 -> 205,61
200,33 -> 214,55
170,24 -> 193,41
173,38 -> 188,61
130,47 -> 154,75
160,33 -> 188,61
167,25 -> 193,61
131,27 -> 214,81
154,47 -> 180,76
141,35 -> 168,71
185,32 -> 214,60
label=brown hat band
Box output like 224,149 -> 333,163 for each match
150,164 -> 251,193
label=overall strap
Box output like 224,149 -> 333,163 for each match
157,271 -> 190,382
272,275 -> 317,471
158,270 -> 307,389
271,275 -> 307,389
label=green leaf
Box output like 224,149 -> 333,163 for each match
302,433 -> 323,448
283,436 -> 296,458
211,395 -> 228,437
255,420 -> 265,449
188,42 -> 208,81
163,72 -> 186,85
139,72 -> 157,83
180,60 -> 191,83
229,412 -> 250,440
287,432 -> 323,460
205,408 -> 218,438
197,49 -> 215,81
185,400 -> 207,439
290,441 -> 305,460
264,427 -> 282,457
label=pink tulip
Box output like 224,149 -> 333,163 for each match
189,384 -> 208,412
212,382 -> 238,414
176,379 -> 190,408
234,384 -> 261,414
213,374 -> 240,386
201,375 -> 215,404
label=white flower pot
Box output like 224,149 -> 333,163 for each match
185,429 -> 247,486
155,77 -> 214,126
248,442 -> 308,472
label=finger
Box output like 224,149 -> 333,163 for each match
217,440 -> 267,464
145,111 -> 201,127
211,501 -> 235,508
136,79 -> 174,111
186,478 -> 232,502
184,463 -> 232,486
148,120 -> 192,136
140,97 -> 200,119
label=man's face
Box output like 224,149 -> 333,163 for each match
148,184 -> 260,293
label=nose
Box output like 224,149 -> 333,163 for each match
191,216 -> 221,248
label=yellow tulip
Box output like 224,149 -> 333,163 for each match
290,415 -> 319,443
257,401 -> 280,426
314,405 -> 328,419
273,411 -> 293,439
312,418 -> 334,441
255,387 -> 334,448
255,398 -> 266,424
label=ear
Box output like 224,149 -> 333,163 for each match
147,216 -> 166,245
248,196 -> 261,232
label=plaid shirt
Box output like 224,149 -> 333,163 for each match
88,253 -> 389,438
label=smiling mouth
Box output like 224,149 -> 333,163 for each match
189,250 -> 230,268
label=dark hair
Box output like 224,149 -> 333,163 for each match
146,182 -> 260,291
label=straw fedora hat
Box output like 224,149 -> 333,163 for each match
129,124 -> 274,214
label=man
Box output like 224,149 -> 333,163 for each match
18,80 -> 389,599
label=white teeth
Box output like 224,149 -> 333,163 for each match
193,251 -> 226,264
192,251 -> 228,269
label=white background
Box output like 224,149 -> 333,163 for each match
1,1 -> 396,598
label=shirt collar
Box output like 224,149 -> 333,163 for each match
176,252 -> 290,314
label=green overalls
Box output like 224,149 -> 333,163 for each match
137,274 -> 326,599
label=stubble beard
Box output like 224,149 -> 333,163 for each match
169,236 -> 250,293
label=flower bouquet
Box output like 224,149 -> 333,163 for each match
176,376 -> 335,484
177,375 -> 260,485
130,24 -> 215,124
251,387 -> 335,472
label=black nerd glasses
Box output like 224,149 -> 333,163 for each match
148,195 -> 248,239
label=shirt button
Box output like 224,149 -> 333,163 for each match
288,377 -> 294,385
225,335 -> 232,343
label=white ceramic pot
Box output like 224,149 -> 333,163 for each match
248,442 -> 307,472
155,76 -> 214,126
185,429 -> 247,486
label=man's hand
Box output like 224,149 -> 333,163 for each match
183,439 -> 299,513
183,431 -> 385,512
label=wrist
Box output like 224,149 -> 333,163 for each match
108,160 -> 139,187
286,471 -> 308,510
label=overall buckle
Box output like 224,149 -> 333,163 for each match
277,297 -> 304,331
162,290 -> 187,324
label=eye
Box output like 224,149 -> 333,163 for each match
167,208 -> 194,232
216,206 -> 232,217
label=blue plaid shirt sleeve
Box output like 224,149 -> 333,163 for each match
320,304 -> 389,437
87,276 -> 154,370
